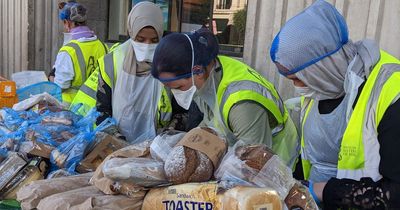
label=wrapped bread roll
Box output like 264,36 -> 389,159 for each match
235,144 -> 275,171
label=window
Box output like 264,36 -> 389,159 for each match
107,0 -> 248,57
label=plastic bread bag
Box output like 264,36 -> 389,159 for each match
50,118 -> 116,173
41,110 -> 82,126
102,157 -> 168,187
215,140 -> 295,198
150,130 -> 186,162
284,181 -> 318,210
12,92 -> 64,112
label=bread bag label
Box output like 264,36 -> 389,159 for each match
145,182 -> 218,210
177,128 -> 226,167
253,204 -> 274,210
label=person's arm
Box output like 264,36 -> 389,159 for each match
53,52 -> 74,89
315,99 -> 400,209
228,101 -> 273,146
95,70 -> 113,125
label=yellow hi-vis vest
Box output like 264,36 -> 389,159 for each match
70,44 -> 172,126
337,50 -> 400,181
216,55 -> 299,167
59,39 -> 108,104
300,50 -> 400,180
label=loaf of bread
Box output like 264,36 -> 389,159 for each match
164,146 -> 214,184
102,157 -> 168,187
164,127 -> 226,185
218,186 -> 282,210
285,182 -> 318,210
235,144 -> 275,171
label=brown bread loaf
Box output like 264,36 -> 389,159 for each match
235,144 -> 275,171
164,127 -> 226,185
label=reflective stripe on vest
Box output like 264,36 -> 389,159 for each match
217,56 -> 287,129
337,50 -> 400,181
300,97 -> 314,180
69,69 -> 100,116
100,52 -> 116,89
59,39 -> 107,103
65,42 -> 87,85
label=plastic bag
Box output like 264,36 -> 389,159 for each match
41,110 -> 81,126
150,130 -> 186,162
102,157 -> 168,187
12,92 -> 64,112
11,70 -> 47,89
215,141 -> 295,198
0,148 -> 7,163
26,124 -> 78,147
75,108 -> 101,133
1,108 -> 24,131
50,118 -> 116,173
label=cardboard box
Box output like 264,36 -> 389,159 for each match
76,134 -> 129,173
0,81 -> 18,108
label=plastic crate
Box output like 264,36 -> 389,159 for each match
0,81 -> 18,108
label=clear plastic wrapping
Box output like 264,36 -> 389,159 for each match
102,157 -> 168,187
149,130 -> 186,162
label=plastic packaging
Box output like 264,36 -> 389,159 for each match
149,130 -> 186,162
215,141 -> 295,198
102,157 -> 168,187
12,92 -> 64,112
41,110 -> 81,126
11,71 -> 47,89
50,118 -> 116,173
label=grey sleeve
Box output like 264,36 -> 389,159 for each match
228,101 -> 273,147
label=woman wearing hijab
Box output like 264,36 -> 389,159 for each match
151,28 -> 299,169
271,0 -> 400,208
50,1 -> 108,104
93,2 -> 172,143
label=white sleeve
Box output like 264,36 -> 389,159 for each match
54,52 -> 75,89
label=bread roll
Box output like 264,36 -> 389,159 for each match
235,145 -> 275,171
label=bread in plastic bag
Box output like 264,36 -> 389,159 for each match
102,157 -> 168,187
215,141 -> 318,209
50,118 -> 116,173
89,141 -> 151,195
12,92 -> 64,112
150,130 -> 186,162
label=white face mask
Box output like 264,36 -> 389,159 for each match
131,40 -> 157,62
171,34 -> 197,110
63,32 -> 73,45
171,83 -> 197,110
294,86 -> 315,98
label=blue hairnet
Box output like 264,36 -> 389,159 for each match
59,1 -> 75,21
270,0 -> 349,76
152,28 -> 219,80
